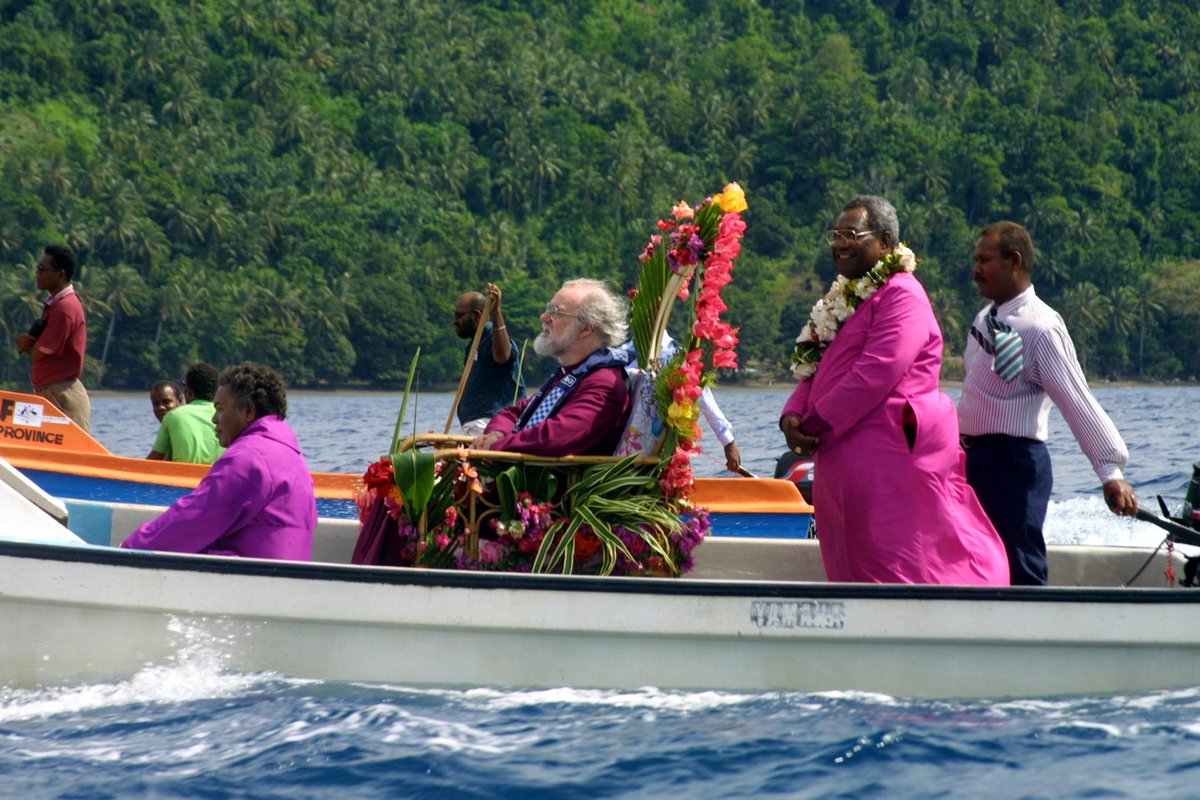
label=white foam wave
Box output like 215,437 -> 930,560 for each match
366,683 -> 773,713
0,616 -> 280,723
1046,497 -> 1174,548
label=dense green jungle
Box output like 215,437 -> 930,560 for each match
1,0 -> 1199,390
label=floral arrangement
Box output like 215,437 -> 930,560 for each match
355,451 -> 706,577
790,243 -> 918,380
630,182 -> 748,502
352,183 -> 747,579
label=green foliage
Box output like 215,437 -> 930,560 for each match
1,0 -> 1199,389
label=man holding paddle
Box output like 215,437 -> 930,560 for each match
452,282 -> 524,436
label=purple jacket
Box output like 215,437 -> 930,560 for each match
485,364 -> 631,456
123,416 -> 317,560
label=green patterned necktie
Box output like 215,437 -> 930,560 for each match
987,306 -> 1024,382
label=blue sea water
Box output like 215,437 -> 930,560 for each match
7,386 -> 1200,798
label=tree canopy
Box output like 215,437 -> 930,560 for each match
1,0 -> 1198,389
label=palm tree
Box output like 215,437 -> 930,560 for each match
224,1 -> 260,38
243,58 -> 290,104
1132,275 -> 1165,377
91,262 -> 149,385
152,266 -> 209,347
164,202 -> 204,245
1058,282 -> 1108,375
928,288 -> 965,354
727,135 -> 757,179
161,85 -> 202,127
529,143 -> 564,215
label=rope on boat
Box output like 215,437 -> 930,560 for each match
1121,538 -> 1167,588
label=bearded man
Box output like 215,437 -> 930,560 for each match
472,279 -> 632,456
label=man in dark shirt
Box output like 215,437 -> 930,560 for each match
453,282 -> 524,435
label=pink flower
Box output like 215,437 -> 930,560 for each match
712,349 -> 738,368
479,540 -> 505,565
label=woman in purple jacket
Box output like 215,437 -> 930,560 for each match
123,362 -> 317,560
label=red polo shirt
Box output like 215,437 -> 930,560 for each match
33,285 -> 87,387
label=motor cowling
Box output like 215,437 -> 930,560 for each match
775,450 -> 814,503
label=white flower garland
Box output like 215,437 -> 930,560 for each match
791,243 -> 918,380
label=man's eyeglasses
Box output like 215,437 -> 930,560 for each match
544,303 -> 581,320
824,229 -> 878,246
35,264 -> 58,273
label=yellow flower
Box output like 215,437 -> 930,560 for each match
715,182 -> 747,213
667,401 -> 696,429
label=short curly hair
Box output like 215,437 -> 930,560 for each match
842,195 -> 900,248
219,362 -> 288,420
184,362 -> 220,402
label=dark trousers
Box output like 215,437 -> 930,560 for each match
964,436 -> 1053,586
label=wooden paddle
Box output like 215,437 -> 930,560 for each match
444,294 -> 494,434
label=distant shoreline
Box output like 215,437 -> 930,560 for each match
56,378 -> 1199,399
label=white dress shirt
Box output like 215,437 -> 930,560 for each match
958,286 -> 1128,483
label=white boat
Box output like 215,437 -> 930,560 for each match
5,456 -> 1200,700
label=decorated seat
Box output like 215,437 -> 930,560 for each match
352,183 -> 748,577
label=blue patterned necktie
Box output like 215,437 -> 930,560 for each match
987,307 -> 1024,382
521,374 -> 570,429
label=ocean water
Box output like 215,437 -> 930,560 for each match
7,386 -> 1200,798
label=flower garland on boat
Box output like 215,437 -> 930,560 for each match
790,243 -> 918,380
631,182 -> 747,502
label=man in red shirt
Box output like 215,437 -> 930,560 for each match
15,244 -> 91,432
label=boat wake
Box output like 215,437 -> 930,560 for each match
1045,496 -> 1173,548
0,616 -> 293,723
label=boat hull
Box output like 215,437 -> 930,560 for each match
3,539 -> 1198,699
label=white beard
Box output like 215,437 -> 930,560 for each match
533,330 -> 567,359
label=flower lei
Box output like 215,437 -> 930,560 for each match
635,182 -> 747,502
790,243 -> 918,380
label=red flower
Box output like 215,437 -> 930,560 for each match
574,529 -> 602,562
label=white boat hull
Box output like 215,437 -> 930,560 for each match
3,540 -> 1199,699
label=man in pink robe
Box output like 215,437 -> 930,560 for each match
781,196 -> 1008,585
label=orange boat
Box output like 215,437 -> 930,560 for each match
0,388 -> 812,535
0,389 -> 361,518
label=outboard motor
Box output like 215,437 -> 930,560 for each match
1184,462 -> 1200,531
775,450 -> 814,503
1170,461 -> 1200,587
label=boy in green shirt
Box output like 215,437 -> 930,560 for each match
146,363 -> 225,464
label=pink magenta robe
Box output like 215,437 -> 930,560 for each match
123,416 -> 317,560
784,273 -> 1009,585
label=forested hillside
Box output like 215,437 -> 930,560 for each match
1,0 -> 1198,389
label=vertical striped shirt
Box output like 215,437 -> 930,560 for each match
958,286 -> 1128,483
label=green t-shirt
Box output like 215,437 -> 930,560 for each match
152,399 -> 225,465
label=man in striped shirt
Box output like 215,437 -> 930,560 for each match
958,221 -> 1138,585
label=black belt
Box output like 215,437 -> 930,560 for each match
961,434 -> 1038,448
